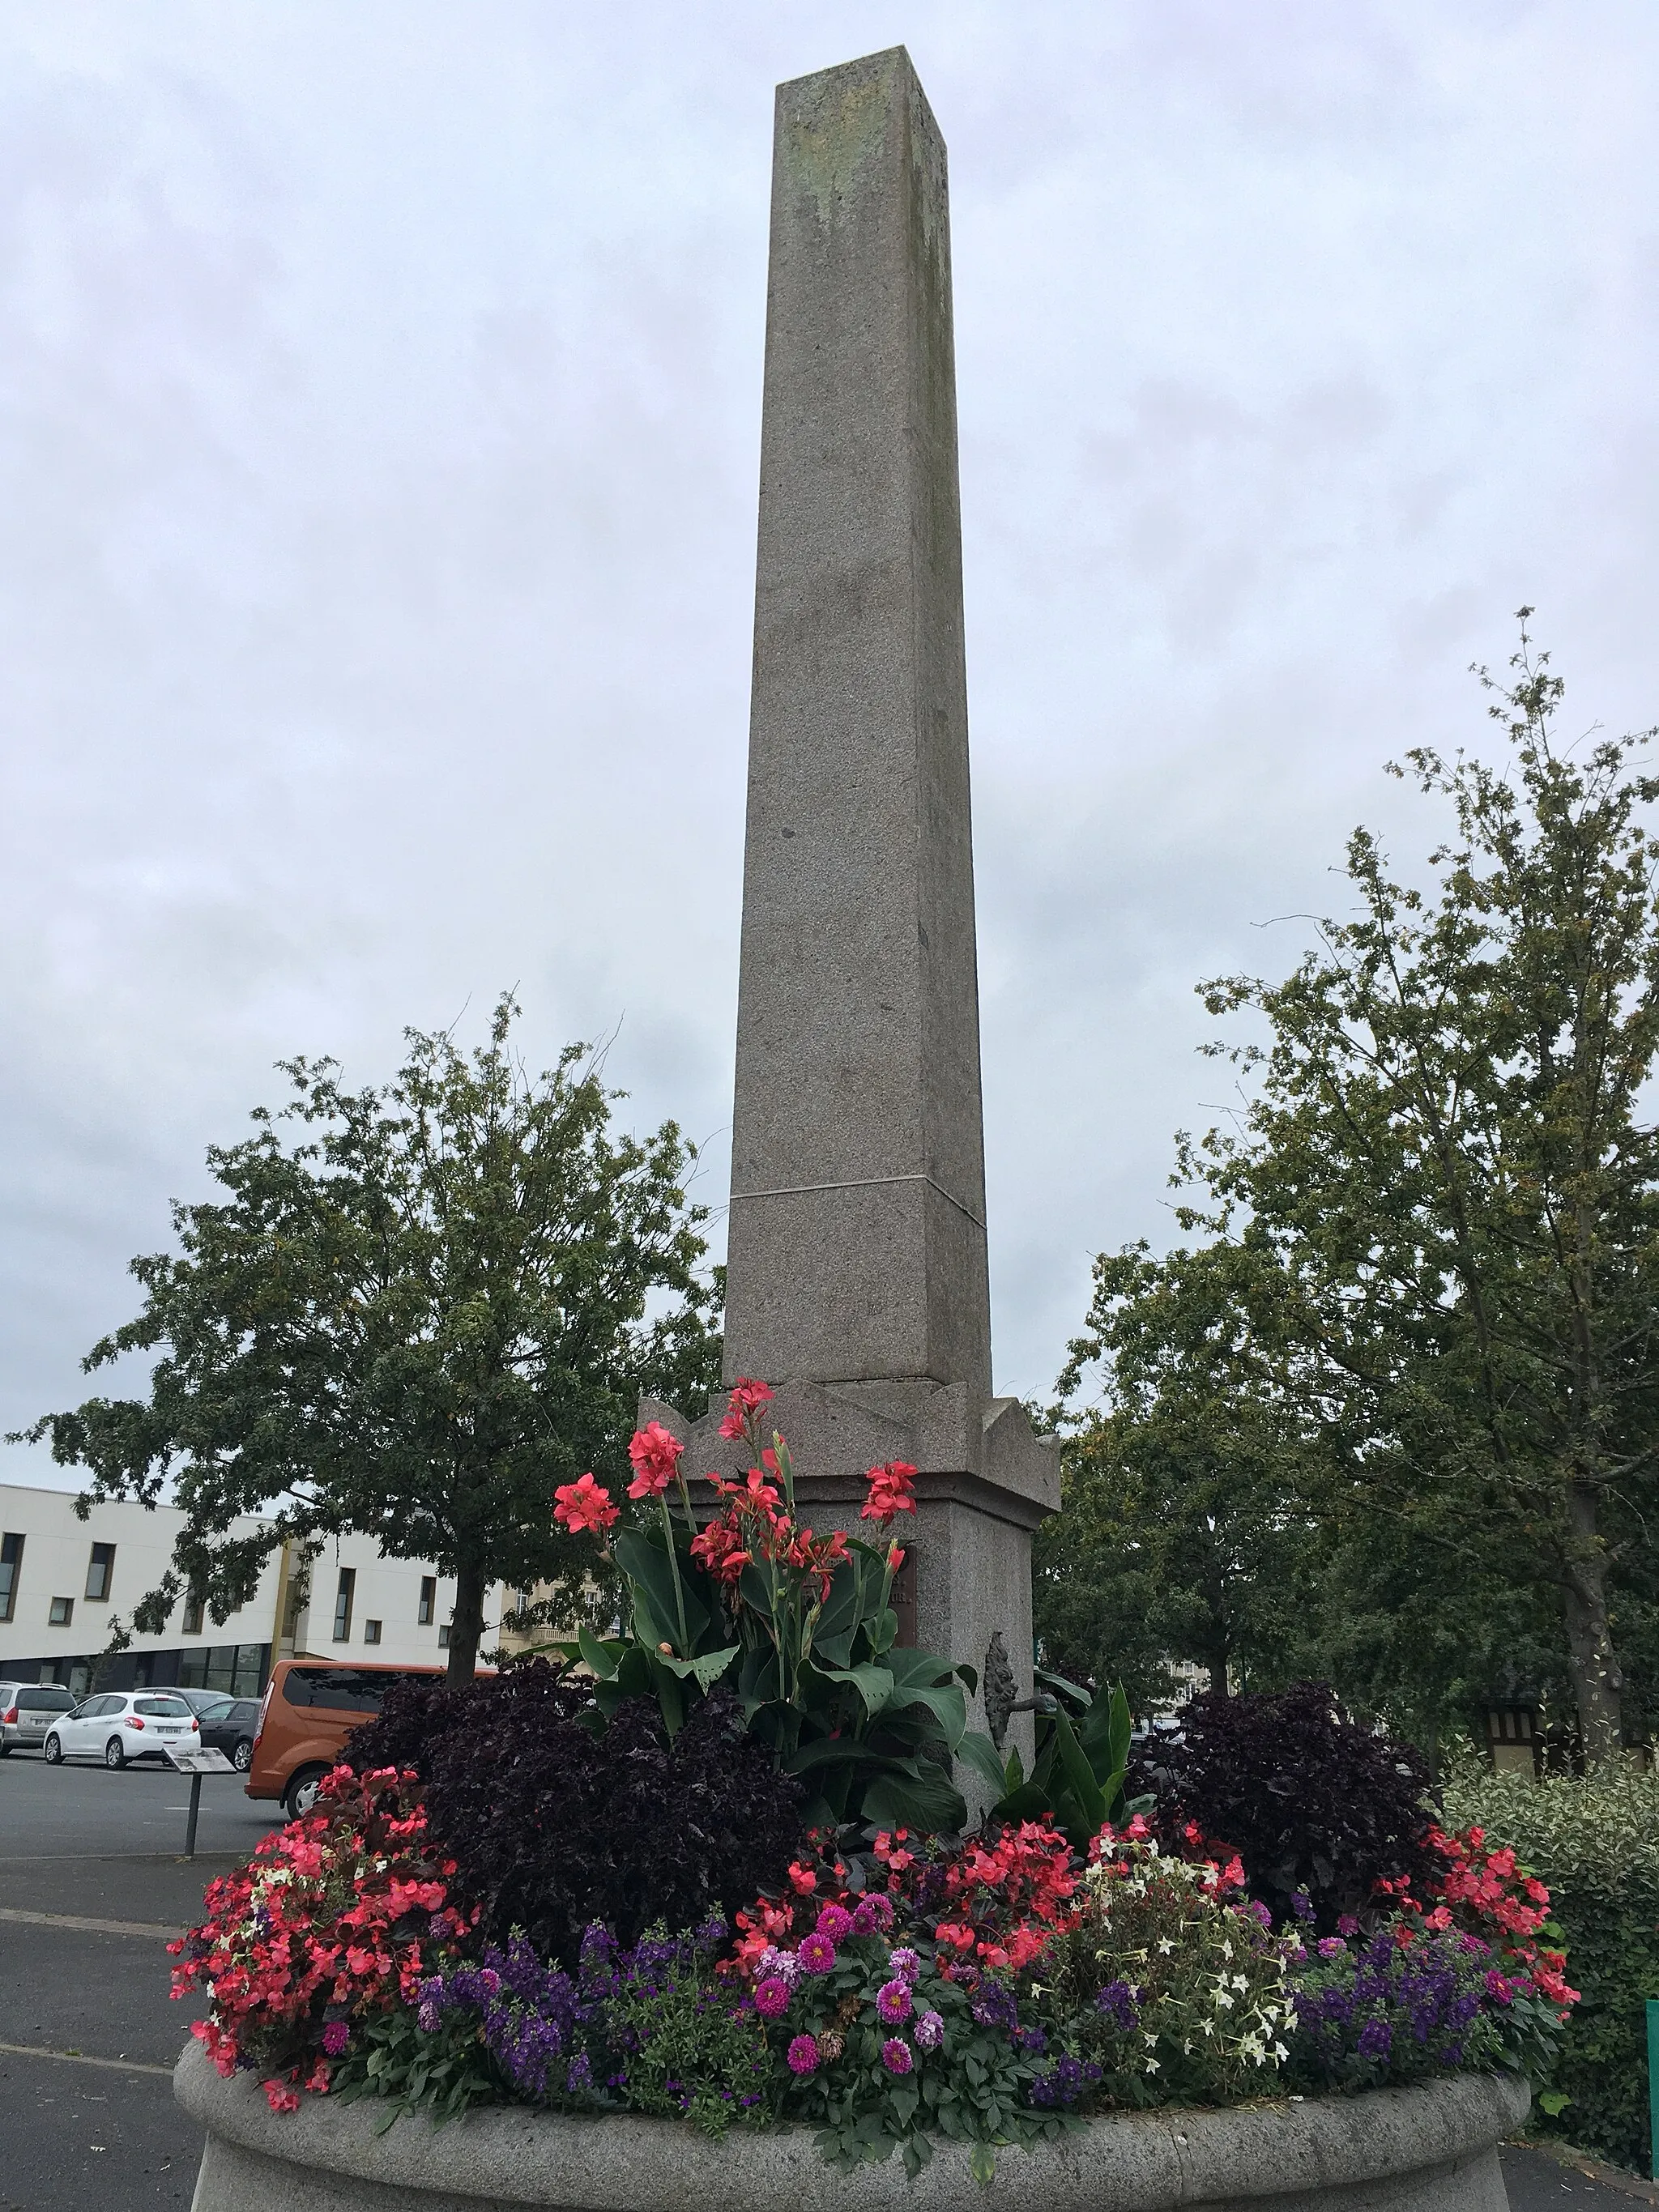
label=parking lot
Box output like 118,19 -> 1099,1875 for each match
2,1745 -> 1651,2210
0,1748 -> 278,2212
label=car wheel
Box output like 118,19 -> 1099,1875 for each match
282,1764 -> 328,1820
104,1735 -> 126,1770
42,1733 -> 62,1764
232,1737 -> 254,1773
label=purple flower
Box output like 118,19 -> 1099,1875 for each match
566,2052 -> 595,2095
1316,1937 -> 1348,1959
786,2034 -> 819,2077
1337,1915 -> 1359,1936
418,1999 -> 440,2033
816,1903 -> 854,1941
757,1945 -> 801,1988
1094,1979 -> 1138,2031
1248,1899 -> 1273,1929
797,1932 -> 836,1975
1357,2018 -> 1392,2062
322,2020 -> 349,2057
915,2009 -> 945,2050
876,1977 -> 913,2025
754,1977 -> 791,2019
853,1893 -> 894,1935
881,2038 -> 913,2076
1290,1890 -> 1315,1924
887,1946 -> 920,1982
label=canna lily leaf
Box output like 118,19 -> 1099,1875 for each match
812,1662 -> 894,1717
954,1728 -> 1011,1796
657,1644 -> 740,1691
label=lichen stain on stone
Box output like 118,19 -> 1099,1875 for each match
779,64 -> 891,230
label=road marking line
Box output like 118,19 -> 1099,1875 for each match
0,1906 -> 181,1939
0,2040 -> 173,2078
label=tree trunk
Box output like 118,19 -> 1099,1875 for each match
446,1558 -> 488,1686
1561,1483 -> 1624,1767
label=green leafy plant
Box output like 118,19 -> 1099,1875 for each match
1443,1759 -> 1659,2173
548,1381 -> 981,1833
962,1670 -> 1132,1852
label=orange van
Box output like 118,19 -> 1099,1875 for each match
248,1657 -> 488,1819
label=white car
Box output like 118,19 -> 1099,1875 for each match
42,1691 -> 200,1769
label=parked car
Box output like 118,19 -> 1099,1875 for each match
168,1687 -> 241,1717
42,1692 -> 200,1769
194,1694 -> 262,1772
249,1659 -> 486,1819
0,1681 -> 76,1755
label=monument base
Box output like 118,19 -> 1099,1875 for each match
174,2039 -> 1529,2212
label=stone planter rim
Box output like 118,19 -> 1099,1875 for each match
175,2037 -> 1529,2212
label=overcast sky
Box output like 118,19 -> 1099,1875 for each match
4,2 -> 1658,1491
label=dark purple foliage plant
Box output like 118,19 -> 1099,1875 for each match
1147,1681 -> 1439,1932
343,1663 -> 806,1963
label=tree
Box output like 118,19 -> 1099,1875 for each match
1183,620 -> 1659,1762
18,995 -> 721,1681
1040,1240 -> 1325,1709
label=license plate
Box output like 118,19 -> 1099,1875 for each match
157,1726 -> 182,1737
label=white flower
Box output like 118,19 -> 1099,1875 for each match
1143,2057 -> 1160,2073
1158,1938 -> 1175,1955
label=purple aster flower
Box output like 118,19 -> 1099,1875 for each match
881,2037 -> 913,2076
797,1932 -> 836,1975
853,1893 -> 894,1935
887,1945 -> 921,1982
754,1977 -> 791,2019
322,2019 -> 349,2057
876,1977 -> 913,2025
1337,1914 -> 1359,1936
786,2034 -> 819,2077
915,2009 -> 945,2050
417,1999 -> 440,2034
757,1945 -> 801,1988
816,1903 -> 854,1941
1316,1936 -> 1348,1958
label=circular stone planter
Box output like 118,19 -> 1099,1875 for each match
175,2037 -> 1528,2212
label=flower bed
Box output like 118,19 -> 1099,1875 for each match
168,1392 -> 1576,2200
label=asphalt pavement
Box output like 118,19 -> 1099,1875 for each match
1,1746 -> 1651,2210
0,1747 -> 279,2212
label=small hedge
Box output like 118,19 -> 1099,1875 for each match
1442,1761 -> 1659,2175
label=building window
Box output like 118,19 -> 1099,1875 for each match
183,1594 -> 205,1635
0,1532 -> 22,1624
364,1619 -> 382,1645
85,1541 -> 117,1602
49,1596 -> 75,1627
417,1576 -> 437,1626
332,1567 -> 356,1643
437,1622 -> 452,1648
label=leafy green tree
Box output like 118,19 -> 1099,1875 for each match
1182,620 -> 1659,1763
1041,1240 -> 1324,1708
18,995 -> 721,1681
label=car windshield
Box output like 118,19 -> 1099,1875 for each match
17,1688 -> 74,1711
134,1698 -> 193,1716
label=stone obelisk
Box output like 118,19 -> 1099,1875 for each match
650,46 -> 1056,1750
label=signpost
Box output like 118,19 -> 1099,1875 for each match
166,1743 -> 236,1859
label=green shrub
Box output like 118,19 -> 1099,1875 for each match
1441,1761 -> 1659,2174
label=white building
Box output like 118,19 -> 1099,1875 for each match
0,1481 -> 507,1698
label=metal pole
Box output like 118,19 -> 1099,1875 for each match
1647,1997 -> 1659,2182
185,1769 -> 203,1860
